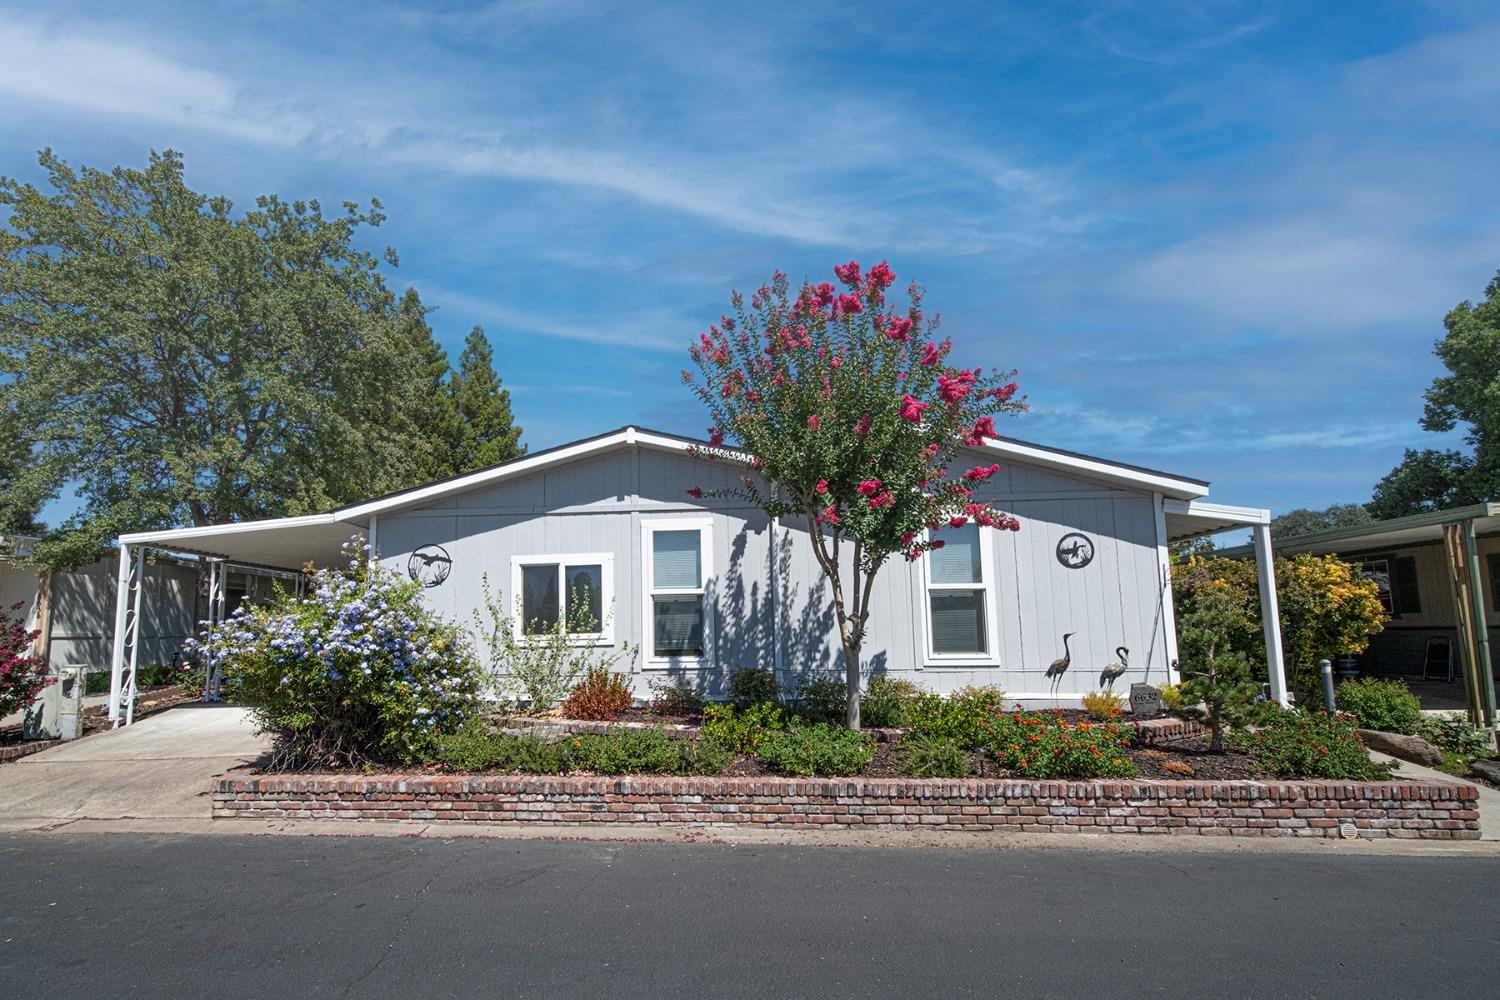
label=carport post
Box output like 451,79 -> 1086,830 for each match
107,542 -> 142,727
1252,522 -> 1290,707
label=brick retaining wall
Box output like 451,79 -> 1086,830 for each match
212,773 -> 1479,839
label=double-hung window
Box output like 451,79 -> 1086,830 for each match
510,553 -> 613,644
923,522 -> 997,661
643,519 -> 712,662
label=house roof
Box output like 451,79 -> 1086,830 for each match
1217,501 -> 1500,558
118,424 -> 1215,569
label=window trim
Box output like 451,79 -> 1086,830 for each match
919,524 -> 1001,667
641,517 -> 714,668
509,552 -> 615,646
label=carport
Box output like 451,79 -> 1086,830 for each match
1161,499 -> 1290,706
107,512 -> 369,727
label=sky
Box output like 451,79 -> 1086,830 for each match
4,0 -> 1498,526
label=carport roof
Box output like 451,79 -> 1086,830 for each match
119,513 -> 362,572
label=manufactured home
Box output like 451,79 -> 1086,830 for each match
105,427 -> 1290,720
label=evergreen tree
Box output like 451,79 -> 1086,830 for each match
451,325 -> 524,471
394,288 -> 463,482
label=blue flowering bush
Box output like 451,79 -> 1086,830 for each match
191,540 -> 482,768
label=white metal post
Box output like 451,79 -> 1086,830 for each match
202,559 -> 227,702
107,543 -> 134,725
124,554 -> 145,726
1253,522 -> 1290,706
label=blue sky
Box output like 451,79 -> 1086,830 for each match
4,0 -> 1498,524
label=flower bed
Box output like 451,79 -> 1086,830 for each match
212,771 -> 1480,839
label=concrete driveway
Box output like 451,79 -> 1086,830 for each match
0,704 -> 266,834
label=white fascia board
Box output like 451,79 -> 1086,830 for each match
1163,498 -> 1270,525
978,438 -> 1210,500
336,430 -> 644,520
118,512 -> 345,546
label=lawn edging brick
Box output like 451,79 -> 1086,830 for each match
211,771 -> 1480,839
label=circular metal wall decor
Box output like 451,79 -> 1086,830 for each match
1056,532 -> 1095,570
408,544 -> 452,588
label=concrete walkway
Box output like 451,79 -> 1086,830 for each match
0,703 -> 266,833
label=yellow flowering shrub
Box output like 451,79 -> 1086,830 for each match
1172,554 -> 1387,704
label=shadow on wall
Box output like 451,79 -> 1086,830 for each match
713,521 -> 887,699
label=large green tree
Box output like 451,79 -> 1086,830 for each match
1371,271 -> 1500,517
1270,503 -> 1373,539
0,149 -> 453,567
451,325 -> 524,469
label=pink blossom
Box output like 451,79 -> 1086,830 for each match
830,355 -> 844,369
817,503 -> 841,525
686,487 -> 703,499
866,261 -> 896,290
964,416 -> 997,446
815,283 -> 836,307
884,316 -> 914,342
992,382 -> 1019,402
834,293 -> 862,316
857,479 -> 882,496
834,261 -> 861,287
930,539 -> 946,549
854,414 -> 871,436
962,463 -> 1001,482
869,490 -> 895,509
815,479 -> 829,494
920,343 -> 940,366
901,531 -> 915,544
806,414 -> 820,430
949,516 -> 968,528
707,427 -> 725,447
899,394 -> 928,423
937,369 -> 978,405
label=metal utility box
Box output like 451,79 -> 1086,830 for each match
22,665 -> 87,741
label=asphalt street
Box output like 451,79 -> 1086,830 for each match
1,834 -> 1495,999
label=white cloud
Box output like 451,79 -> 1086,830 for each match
0,17 -> 302,144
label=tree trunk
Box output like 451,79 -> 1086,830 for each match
843,628 -> 862,730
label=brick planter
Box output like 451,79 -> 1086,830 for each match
212,772 -> 1479,840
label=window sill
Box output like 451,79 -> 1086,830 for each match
921,656 -> 1003,669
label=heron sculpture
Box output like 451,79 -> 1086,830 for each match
1045,632 -> 1074,703
1099,646 -> 1129,689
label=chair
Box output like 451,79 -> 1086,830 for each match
1421,637 -> 1454,683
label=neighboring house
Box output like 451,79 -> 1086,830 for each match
1221,503 -> 1499,688
0,534 -> 198,674
107,427 -> 1285,715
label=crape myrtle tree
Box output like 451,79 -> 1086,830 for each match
685,262 -> 1026,728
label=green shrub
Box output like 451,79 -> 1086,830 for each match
728,667 -> 781,708
981,710 -> 1138,778
757,722 -> 875,777
561,667 -> 634,721
195,543 -> 484,768
682,736 -> 734,775
795,675 -> 847,724
1418,713 -> 1494,757
896,733 -> 972,778
649,674 -> 706,716
1242,710 -> 1393,780
1335,678 -> 1422,735
568,726 -> 681,774
906,685 -> 1005,750
700,701 -> 785,753
470,573 -> 638,709
861,675 -> 921,728
436,727 -> 567,773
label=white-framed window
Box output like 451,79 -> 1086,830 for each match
922,522 -> 1000,664
641,518 -> 713,664
509,552 -> 614,645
